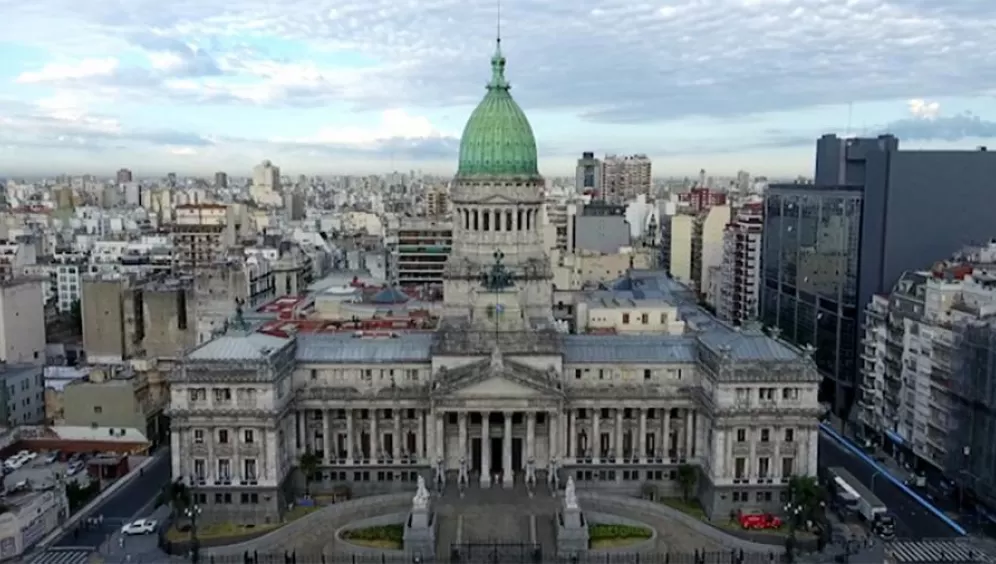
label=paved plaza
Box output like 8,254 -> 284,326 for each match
204,483 -> 769,559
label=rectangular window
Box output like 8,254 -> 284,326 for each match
244,459 -> 257,481
734,457 -> 746,480
781,457 -> 795,477
194,459 -> 205,480
218,429 -> 229,444
758,457 -> 770,479
217,459 -> 231,481
243,429 -> 255,444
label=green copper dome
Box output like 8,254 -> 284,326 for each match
456,41 -> 539,178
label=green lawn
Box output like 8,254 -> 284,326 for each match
166,506 -> 319,542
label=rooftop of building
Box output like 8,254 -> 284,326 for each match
185,269 -> 808,368
186,332 -> 291,362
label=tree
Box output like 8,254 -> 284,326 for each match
159,479 -> 191,518
299,451 -> 321,496
787,475 -> 826,527
676,464 -> 697,502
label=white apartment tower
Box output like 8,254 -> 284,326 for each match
717,201 -> 763,325
602,154 -> 652,204
251,160 -> 281,205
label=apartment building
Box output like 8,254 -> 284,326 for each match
858,241 -> 996,506
662,206 -> 730,298
425,187 -> 449,217
171,203 -> 230,267
0,364 -> 45,425
389,218 -> 452,288
0,278 -> 45,365
678,187 -> 727,214
22,254 -> 83,312
61,365 -> 168,445
717,201 -> 763,326
601,154 -> 652,204
575,152 -> 602,196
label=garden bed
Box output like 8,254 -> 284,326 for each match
341,524 -> 404,550
588,524 -> 652,550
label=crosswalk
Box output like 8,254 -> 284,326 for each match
888,540 -> 996,563
28,548 -> 95,564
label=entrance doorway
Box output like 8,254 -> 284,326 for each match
471,438 -> 482,473
512,438 -> 523,472
490,437 -> 503,472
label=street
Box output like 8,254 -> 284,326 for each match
53,452 -> 171,549
819,433 -> 960,539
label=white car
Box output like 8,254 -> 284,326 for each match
121,519 -> 158,535
18,451 -> 36,462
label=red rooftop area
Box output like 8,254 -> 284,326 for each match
257,313 -> 435,338
932,263 -> 974,280
256,295 -> 314,319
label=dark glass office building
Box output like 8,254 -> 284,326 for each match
761,186 -> 863,412
763,133 -> 996,417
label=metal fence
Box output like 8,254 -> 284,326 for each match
185,550 -> 790,564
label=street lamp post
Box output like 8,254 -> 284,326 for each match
783,502 -> 804,563
870,470 -> 882,494
184,496 -> 203,564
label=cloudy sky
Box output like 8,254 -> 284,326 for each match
1,0 -> 995,178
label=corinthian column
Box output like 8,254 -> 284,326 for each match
503,412 -> 514,488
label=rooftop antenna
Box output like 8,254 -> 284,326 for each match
497,0 -> 501,46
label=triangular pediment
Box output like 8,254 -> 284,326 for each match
432,355 -> 563,399
451,375 -> 541,398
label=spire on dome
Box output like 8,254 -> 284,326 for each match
488,0 -> 509,90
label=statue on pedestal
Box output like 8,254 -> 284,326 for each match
457,458 -> 469,490
548,459 -> 560,490
434,458 -> 445,488
413,475 -> 430,510
564,476 -> 578,510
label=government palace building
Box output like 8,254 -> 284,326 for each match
168,40 -> 823,526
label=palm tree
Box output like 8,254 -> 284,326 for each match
676,464 -> 697,502
299,451 -> 321,496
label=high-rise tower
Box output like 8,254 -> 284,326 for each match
444,38 -> 553,321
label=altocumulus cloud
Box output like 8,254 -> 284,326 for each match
3,0 -> 996,124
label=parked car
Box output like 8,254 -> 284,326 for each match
17,450 -> 36,463
42,451 -> 59,465
67,461 -> 85,476
4,458 -> 24,471
121,519 -> 158,535
737,508 -> 784,530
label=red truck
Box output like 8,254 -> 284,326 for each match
738,508 -> 784,530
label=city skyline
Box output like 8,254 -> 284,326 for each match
2,0 -> 996,177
